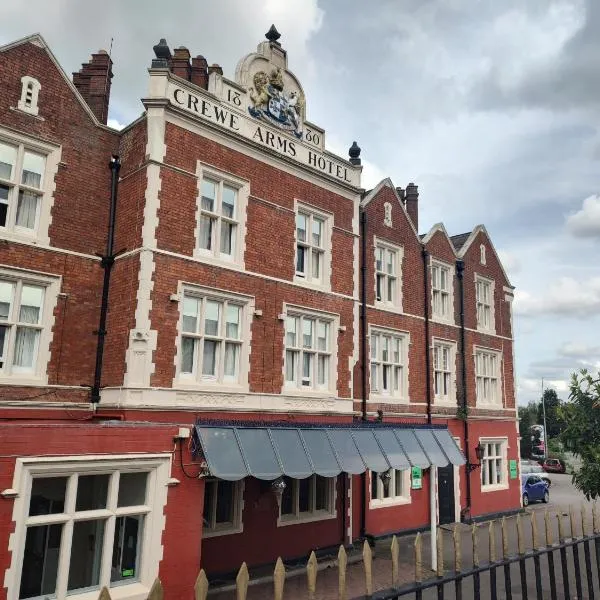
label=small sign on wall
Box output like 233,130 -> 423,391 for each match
509,460 -> 518,479
411,467 -> 422,490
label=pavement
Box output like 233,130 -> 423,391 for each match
207,474 -> 599,599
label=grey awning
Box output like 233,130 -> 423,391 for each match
194,424 -> 465,481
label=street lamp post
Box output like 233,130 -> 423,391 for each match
541,378 -> 548,459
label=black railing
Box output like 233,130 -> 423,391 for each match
355,532 -> 600,600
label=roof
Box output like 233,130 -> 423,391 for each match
449,233 -> 471,251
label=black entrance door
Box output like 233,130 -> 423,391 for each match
438,465 -> 455,525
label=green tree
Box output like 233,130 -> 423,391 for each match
561,370 -> 600,499
538,388 -> 566,438
518,402 -> 539,458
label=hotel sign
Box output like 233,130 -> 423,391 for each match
168,82 -> 360,187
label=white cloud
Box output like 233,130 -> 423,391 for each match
514,276 -> 600,318
558,341 -> 600,358
498,249 -> 521,276
107,118 -> 124,130
566,194 -> 600,237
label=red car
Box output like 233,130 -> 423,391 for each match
543,458 -> 566,473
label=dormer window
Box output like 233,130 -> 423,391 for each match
17,76 -> 41,116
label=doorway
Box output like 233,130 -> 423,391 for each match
438,464 -> 456,525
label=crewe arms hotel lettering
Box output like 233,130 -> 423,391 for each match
169,84 -> 359,186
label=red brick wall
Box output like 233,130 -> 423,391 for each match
0,40 -> 118,254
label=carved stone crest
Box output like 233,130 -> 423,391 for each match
248,67 -> 304,138
384,202 -> 393,228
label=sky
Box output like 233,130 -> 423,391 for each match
1,0 -> 599,406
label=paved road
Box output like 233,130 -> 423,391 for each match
208,475 -> 599,599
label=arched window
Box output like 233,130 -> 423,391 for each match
18,76 -> 41,116
480,244 -> 486,265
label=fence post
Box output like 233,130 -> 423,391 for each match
501,517 -> 513,600
307,551 -> 317,600
338,544 -> 348,600
453,525 -> 461,572
98,588 -> 111,600
472,523 -> 480,598
146,578 -> 164,600
274,557 -> 286,600
436,527 -> 444,577
569,505 -> 578,539
489,520 -> 496,562
391,535 -> 399,587
529,512 -> 543,599
236,562 -> 249,600
363,539 -> 373,596
544,510 -> 558,600
414,532 -> 423,583
569,505 -> 584,599
194,569 -> 209,600
557,512 -> 571,599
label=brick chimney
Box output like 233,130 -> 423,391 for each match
191,55 -> 209,89
404,182 -> 419,232
73,50 -> 113,124
169,47 -> 191,80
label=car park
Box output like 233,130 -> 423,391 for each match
520,460 -> 551,486
522,474 -> 550,506
543,458 -> 566,474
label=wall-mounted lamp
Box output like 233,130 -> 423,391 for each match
468,442 -> 485,473
379,469 -> 392,493
271,476 -> 287,509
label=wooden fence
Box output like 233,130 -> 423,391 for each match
97,504 -> 600,600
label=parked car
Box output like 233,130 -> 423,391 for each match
543,458 -> 566,474
520,460 -> 552,487
522,474 -> 550,507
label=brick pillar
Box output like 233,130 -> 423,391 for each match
191,56 -> 208,89
170,47 -> 191,81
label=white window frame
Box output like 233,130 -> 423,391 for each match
369,327 -> 409,403
194,163 -> 249,267
480,244 -> 486,266
282,305 -> 338,396
5,454 -> 170,600
17,76 -> 42,116
480,438 -> 509,492
475,274 -> 495,333
430,260 -> 453,323
0,266 -> 59,384
374,238 -> 403,310
432,339 -> 456,405
0,128 -> 61,245
174,284 -> 253,391
202,479 -> 244,538
369,469 -> 411,508
474,347 -> 502,407
277,475 -> 336,526
294,201 -> 332,290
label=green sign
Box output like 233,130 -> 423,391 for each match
121,568 -> 135,578
411,466 -> 422,490
509,460 -> 518,479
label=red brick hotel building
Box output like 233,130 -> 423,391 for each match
0,28 -> 519,600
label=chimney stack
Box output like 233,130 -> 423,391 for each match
404,182 -> 419,231
191,56 -> 209,89
170,46 -> 192,80
73,50 -> 113,124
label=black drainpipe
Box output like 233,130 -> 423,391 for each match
91,155 -> 121,404
359,207 -> 368,539
422,248 -> 432,424
456,259 -> 472,518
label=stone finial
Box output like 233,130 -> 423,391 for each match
349,141 -> 361,166
152,38 -> 171,68
266,24 -> 281,44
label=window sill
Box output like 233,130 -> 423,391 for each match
476,325 -> 496,335
369,394 -> 409,405
193,249 -> 244,270
370,496 -> 411,509
283,387 -> 336,398
174,380 -> 249,394
203,524 -> 243,538
475,402 -> 504,410
0,373 -> 47,386
481,483 -> 509,493
374,301 -> 403,314
293,276 -> 331,293
433,398 -> 458,406
431,315 -> 455,326
277,511 -> 336,527
0,228 -> 42,245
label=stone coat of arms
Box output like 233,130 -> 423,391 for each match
248,68 -> 304,138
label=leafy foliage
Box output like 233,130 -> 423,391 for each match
561,370 -> 600,500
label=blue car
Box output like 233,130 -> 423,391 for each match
522,474 -> 550,507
